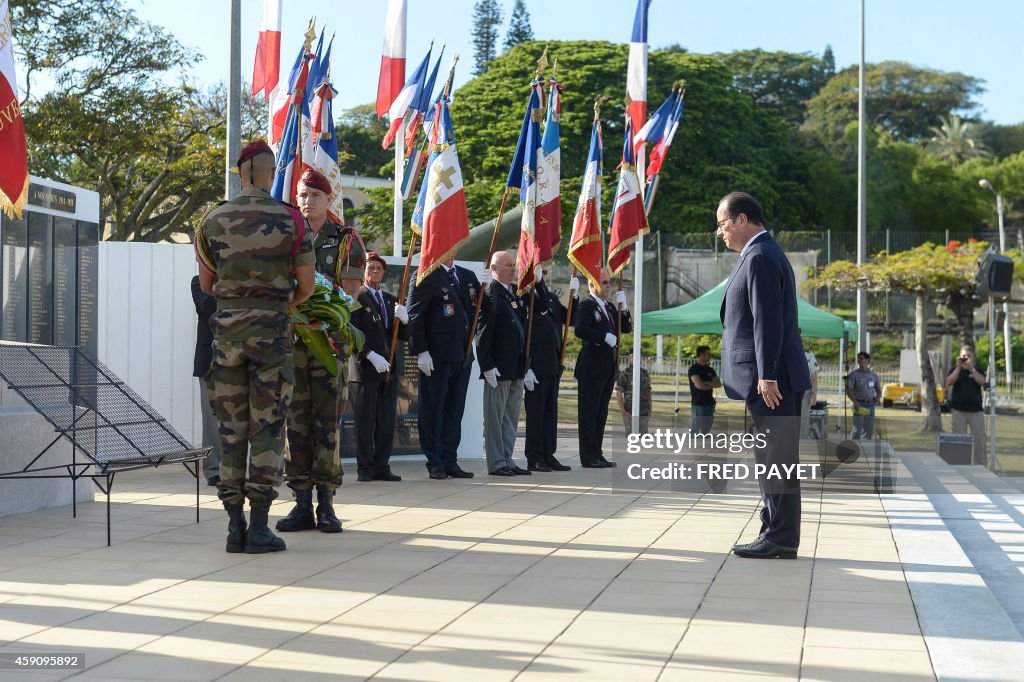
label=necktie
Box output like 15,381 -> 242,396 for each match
448,267 -> 459,288
375,289 -> 387,325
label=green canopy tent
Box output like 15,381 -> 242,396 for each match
640,279 -> 858,424
641,280 -> 858,339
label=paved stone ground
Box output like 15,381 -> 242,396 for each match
0,435 -> 1021,681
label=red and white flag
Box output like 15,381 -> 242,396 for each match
567,117 -> 604,291
626,0 -> 651,144
251,0 -> 281,100
376,0 -> 407,118
0,0 -> 28,220
607,118 -> 649,276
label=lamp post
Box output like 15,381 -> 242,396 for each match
979,178 -> 1012,393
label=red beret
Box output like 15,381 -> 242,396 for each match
299,169 -> 332,195
236,139 -> 273,168
366,251 -> 387,271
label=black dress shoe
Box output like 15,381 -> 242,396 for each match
527,463 -> 553,472
357,473 -> 374,482
581,461 -> 608,468
428,468 -> 448,480
546,460 -> 571,471
374,472 -> 402,482
732,538 -> 797,559
732,536 -> 763,551
445,466 -> 475,479
597,458 -> 618,468
510,465 -> 532,475
488,467 -> 515,476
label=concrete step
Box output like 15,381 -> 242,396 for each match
886,452 -> 1024,681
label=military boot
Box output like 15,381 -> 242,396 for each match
275,488 -> 315,532
224,502 -> 247,553
315,485 -> 343,533
245,504 -> 287,553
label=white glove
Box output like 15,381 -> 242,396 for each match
480,269 -> 493,286
535,265 -> 544,283
568,277 -> 580,295
483,367 -> 500,388
615,290 -> 628,309
366,350 -> 391,374
604,333 -> 618,348
524,369 -> 537,392
417,351 -> 434,376
393,303 -> 409,324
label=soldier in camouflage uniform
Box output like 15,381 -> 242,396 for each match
195,139 -> 314,554
277,169 -> 366,534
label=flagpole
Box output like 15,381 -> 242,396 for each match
559,267 -> 578,367
615,274 -> 624,370
393,124 -> 405,256
465,187 -> 512,361
226,0 -> 242,201
631,151 -> 645,433
524,287 -> 536,371
386,231 -> 417,383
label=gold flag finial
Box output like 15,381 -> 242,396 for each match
304,18 -> 317,52
536,46 -> 549,76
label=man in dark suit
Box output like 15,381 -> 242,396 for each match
191,275 -> 221,486
349,252 -> 408,482
407,252 -> 486,479
523,271 -> 578,472
476,251 -> 530,476
573,269 -> 631,468
717,192 -> 811,559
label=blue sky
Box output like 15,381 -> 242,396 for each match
124,0 -> 1023,124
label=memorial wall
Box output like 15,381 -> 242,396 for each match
0,178 -> 99,355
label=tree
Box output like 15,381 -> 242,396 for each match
975,122 -> 1024,159
807,242 -> 1024,431
822,45 -> 836,79
802,61 -> 984,156
504,0 -> 534,49
471,0 -> 504,75
927,114 -> 992,164
716,49 -> 830,125
333,104 -> 392,177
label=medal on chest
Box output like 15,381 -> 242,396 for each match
443,303 -> 455,317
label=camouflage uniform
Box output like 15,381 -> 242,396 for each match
285,222 -> 366,493
196,187 -> 313,508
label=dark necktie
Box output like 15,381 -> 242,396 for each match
375,289 -> 387,326
449,267 -> 459,288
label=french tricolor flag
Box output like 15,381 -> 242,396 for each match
382,46 -> 432,150
251,0 -> 281,100
646,91 -> 684,180
376,0 -> 407,118
632,89 -> 673,158
535,76 -> 563,261
626,0 -> 652,142
607,118 -> 649,276
567,117 -> 605,292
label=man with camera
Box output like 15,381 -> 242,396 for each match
945,344 -> 987,466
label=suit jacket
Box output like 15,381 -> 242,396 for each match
527,281 -> 570,376
573,295 -> 632,381
476,280 -> 528,380
191,275 -> 216,377
349,285 -> 408,382
719,232 -> 812,401
407,264 -> 484,364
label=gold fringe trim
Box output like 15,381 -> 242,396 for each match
606,225 -> 651,277
415,233 -> 470,286
0,175 -> 29,221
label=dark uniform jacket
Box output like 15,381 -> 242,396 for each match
527,281 -> 574,377
573,295 -> 632,380
191,275 -> 216,377
407,264 -> 485,364
476,280 -> 529,380
312,222 -> 365,282
349,285 -> 408,382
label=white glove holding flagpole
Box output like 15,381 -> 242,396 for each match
568,277 -> 580,297
393,303 -> 409,324
366,350 -> 391,374
615,290 -> 629,311
483,367 -> 500,388
418,351 -> 434,376
535,265 -> 544,283
524,369 -> 537,391
480,269 -> 493,286
604,333 -> 618,348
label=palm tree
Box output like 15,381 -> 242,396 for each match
926,114 -> 992,164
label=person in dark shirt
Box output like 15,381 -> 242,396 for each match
687,346 -> 721,434
944,344 -> 987,465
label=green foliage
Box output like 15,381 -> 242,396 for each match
471,0 -> 504,76
334,104 -> 392,177
504,0 -> 534,49
715,49 -> 830,125
974,333 -> 1024,373
976,122 -> 1024,159
957,152 -> 1024,229
802,61 -> 984,156
927,115 -> 992,164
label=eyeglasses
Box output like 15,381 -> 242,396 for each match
716,216 -> 735,229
